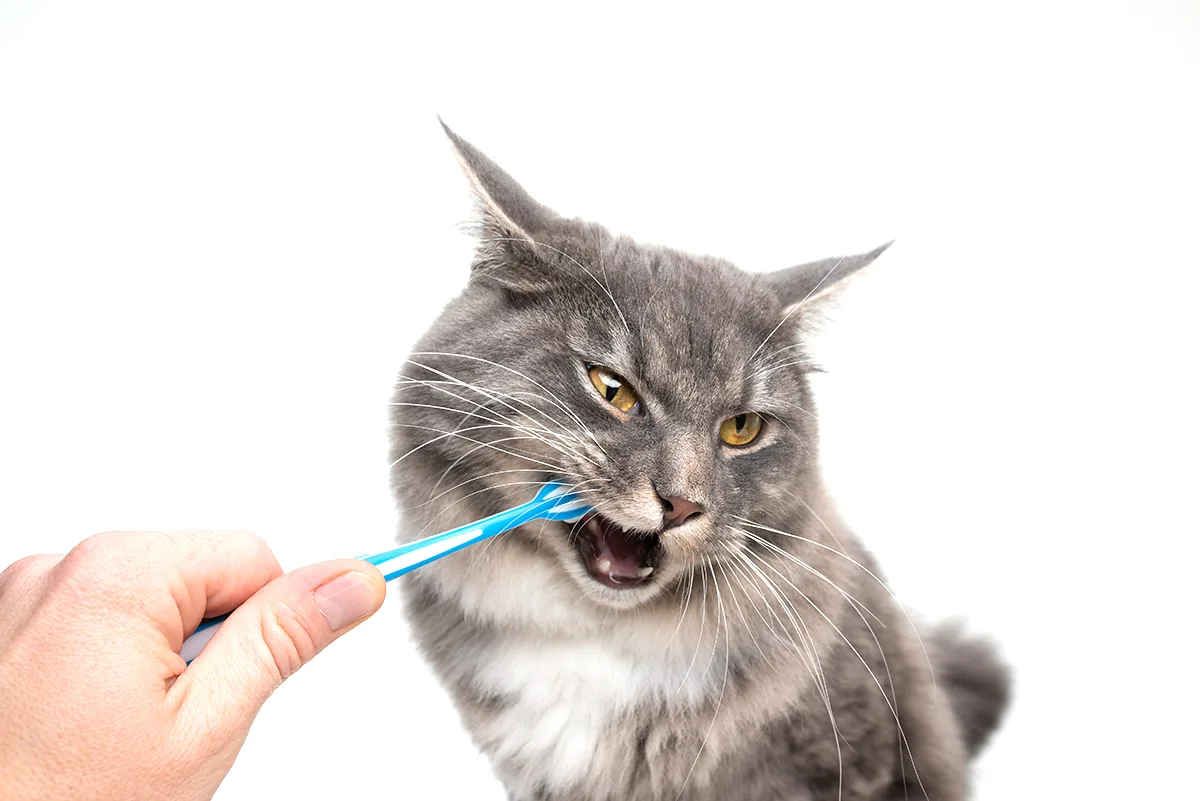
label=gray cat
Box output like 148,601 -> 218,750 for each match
389,124 -> 1009,801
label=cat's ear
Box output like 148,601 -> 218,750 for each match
764,241 -> 892,318
441,120 -> 561,292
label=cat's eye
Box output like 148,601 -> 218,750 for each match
587,365 -> 639,413
720,412 -> 763,447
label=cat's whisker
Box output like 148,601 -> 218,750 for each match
724,545 -> 848,800
391,387 -> 581,445
734,513 -> 937,686
473,235 -> 612,312
754,338 -> 809,367
390,423 -> 575,479
751,338 -> 818,365
395,377 -> 588,455
399,362 -> 595,458
389,399 -> 587,468
737,538 -> 929,801
745,255 -> 846,369
699,563 -> 725,681
745,345 -> 822,384
714,555 -> 779,674
662,559 -> 696,654
735,515 -> 874,588
396,369 -> 591,462
675,562 -> 730,801
725,543 -> 827,699
752,357 -> 824,380
770,397 -> 820,421
765,412 -> 807,448
476,238 -> 632,337
424,419 -> 593,500
390,422 -> 565,465
416,468 -> 563,508
395,374 -> 578,437
429,471 -> 602,515
735,528 -> 885,628
739,541 -> 844,695
724,546 -> 822,692
409,351 -> 610,455
677,561 -> 710,695
730,543 -> 845,799
719,549 -> 788,660
734,527 -> 908,776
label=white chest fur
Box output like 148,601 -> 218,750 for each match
471,632 -> 722,792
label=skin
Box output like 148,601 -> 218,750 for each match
0,531 -> 386,801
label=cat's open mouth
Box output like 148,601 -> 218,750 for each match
572,515 -> 662,590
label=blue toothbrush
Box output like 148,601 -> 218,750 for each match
179,482 -> 591,664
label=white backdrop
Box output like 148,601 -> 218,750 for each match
2,2 -> 1198,799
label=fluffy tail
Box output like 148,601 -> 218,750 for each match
926,622 -> 1011,756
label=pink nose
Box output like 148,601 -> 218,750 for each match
659,495 -> 703,529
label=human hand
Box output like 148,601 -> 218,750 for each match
0,531 -> 386,800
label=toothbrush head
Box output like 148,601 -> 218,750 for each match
534,482 -> 592,523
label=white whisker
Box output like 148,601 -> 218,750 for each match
745,255 -> 846,368
408,351 -> 609,456
675,563 -> 730,801
476,238 -> 632,337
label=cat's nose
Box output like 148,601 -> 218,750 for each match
658,495 -> 703,529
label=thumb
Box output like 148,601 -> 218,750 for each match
173,559 -> 386,744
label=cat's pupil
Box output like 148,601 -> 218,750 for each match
735,413 -> 746,431
605,383 -> 619,402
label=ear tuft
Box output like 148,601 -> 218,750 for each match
764,241 -> 892,312
440,121 -> 563,292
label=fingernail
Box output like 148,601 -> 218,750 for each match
314,572 -> 381,630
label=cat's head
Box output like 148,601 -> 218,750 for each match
390,124 -> 887,612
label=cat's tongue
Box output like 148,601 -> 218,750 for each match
581,516 -> 655,586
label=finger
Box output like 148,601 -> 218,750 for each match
171,559 -> 385,745
54,531 -> 284,651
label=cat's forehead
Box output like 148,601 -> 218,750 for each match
568,240 -> 781,408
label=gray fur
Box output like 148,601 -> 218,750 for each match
389,125 -> 1009,800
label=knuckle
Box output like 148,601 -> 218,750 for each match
256,601 -> 321,682
57,531 -> 154,601
63,531 -> 134,567
0,553 -> 60,590
57,533 -> 117,585
235,530 -> 276,566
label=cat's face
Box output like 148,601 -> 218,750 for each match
390,126 -> 885,612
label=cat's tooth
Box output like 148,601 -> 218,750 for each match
637,566 -> 654,578
598,559 -> 612,573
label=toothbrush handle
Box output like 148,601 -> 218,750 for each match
178,499 -> 553,664
365,500 -> 548,581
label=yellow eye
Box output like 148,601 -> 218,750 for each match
588,365 -> 639,412
720,412 -> 763,446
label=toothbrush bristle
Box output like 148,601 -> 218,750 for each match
550,497 -> 587,511
536,483 -> 592,522
544,491 -> 590,520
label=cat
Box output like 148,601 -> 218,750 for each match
388,123 -> 1009,801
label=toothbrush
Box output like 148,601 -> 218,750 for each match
179,482 -> 590,664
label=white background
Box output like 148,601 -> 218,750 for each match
2,1 -> 1198,798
